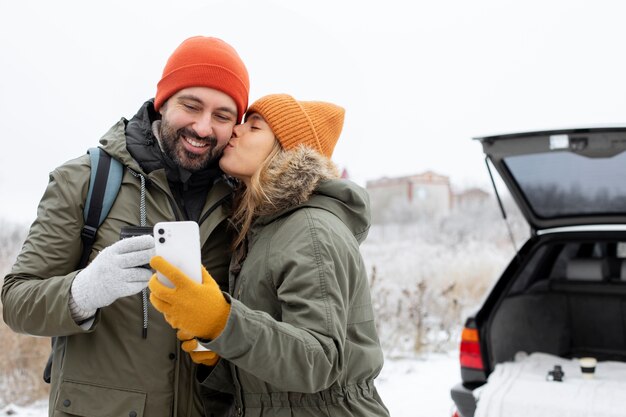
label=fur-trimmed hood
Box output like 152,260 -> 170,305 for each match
254,146 -> 371,243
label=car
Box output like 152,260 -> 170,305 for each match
450,126 -> 626,417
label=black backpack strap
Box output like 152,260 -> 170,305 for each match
78,147 -> 123,269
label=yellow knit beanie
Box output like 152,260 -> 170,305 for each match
247,94 -> 345,158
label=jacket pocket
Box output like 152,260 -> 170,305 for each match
54,380 -> 146,417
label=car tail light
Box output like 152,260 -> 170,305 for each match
459,327 -> 484,370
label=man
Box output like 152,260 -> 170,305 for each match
1,36 -> 249,417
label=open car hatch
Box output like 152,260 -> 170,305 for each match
477,126 -> 626,231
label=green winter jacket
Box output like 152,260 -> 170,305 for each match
201,148 -> 390,417
1,101 -> 234,417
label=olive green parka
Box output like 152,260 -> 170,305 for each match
201,147 -> 390,417
1,100 -> 234,417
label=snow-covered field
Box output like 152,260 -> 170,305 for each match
0,352 -> 460,417
377,352 -> 459,417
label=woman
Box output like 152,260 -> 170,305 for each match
149,94 -> 390,417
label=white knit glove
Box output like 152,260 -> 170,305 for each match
71,235 -> 155,313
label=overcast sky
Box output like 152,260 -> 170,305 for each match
2,0 -> 626,223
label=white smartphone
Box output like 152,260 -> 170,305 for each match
153,221 -> 202,288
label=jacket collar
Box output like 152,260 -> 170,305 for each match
255,146 -> 339,219
249,146 -> 371,243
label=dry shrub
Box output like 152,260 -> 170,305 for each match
0,308 -> 51,406
364,195 -> 528,357
0,220 -> 50,406
368,246 -> 507,357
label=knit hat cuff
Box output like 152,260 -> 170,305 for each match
155,64 -> 249,122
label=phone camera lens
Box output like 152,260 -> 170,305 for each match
159,237 -> 165,244
158,228 -> 165,235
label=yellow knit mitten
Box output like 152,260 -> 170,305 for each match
149,256 -> 230,340
177,330 -> 220,366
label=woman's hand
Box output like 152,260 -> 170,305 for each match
177,329 -> 221,366
148,256 -> 230,340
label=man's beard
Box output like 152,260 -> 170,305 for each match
159,118 -> 222,172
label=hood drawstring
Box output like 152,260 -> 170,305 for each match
131,170 -> 149,338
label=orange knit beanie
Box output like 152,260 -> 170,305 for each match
247,94 -> 345,158
155,36 -> 250,122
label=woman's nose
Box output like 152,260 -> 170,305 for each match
231,123 -> 243,138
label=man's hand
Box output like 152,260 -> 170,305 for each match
177,330 -> 220,366
71,235 -> 155,313
149,256 -> 230,340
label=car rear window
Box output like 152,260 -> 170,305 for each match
504,150 -> 626,218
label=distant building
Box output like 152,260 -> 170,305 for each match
366,171 -> 452,223
453,187 -> 491,210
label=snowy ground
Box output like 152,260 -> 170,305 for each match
377,351 -> 459,417
0,352 -> 460,417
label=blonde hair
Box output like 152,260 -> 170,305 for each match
231,140 -> 283,249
